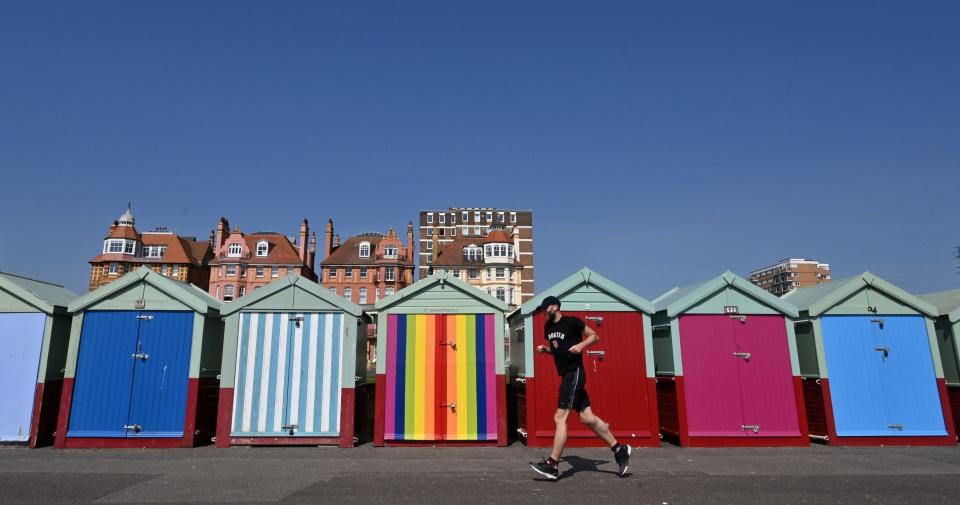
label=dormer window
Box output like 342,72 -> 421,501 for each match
124,241 -> 135,254
384,245 -> 398,259
144,246 -> 166,258
256,241 -> 269,257
359,242 -> 371,258
227,243 -> 242,257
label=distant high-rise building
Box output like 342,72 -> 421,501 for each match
418,208 -> 534,303
749,258 -> 831,297
88,206 -> 212,291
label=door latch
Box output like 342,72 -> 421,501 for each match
585,316 -> 603,326
586,350 -> 605,358
135,315 -> 154,321
123,424 -> 142,433
439,340 -> 457,350
439,402 -> 456,412
888,423 -> 904,431
291,316 -> 304,328
131,352 -> 150,360
871,318 -> 885,330
281,424 -> 298,436
741,424 -> 760,433
875,346 -> 889,359
733,352 -> 752,361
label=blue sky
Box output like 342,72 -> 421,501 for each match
1,1 -> 957,297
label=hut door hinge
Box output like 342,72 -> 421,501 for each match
888,423 -> 904,431
741,424 -> 760,433
136,315 -> 154,321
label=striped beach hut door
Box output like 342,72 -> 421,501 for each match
384,314 -> 496,441
231,312 -> 344,437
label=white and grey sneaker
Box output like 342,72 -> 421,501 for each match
614,444 -> 631,477
529,457 -> 559,480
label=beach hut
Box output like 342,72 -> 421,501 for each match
919,288 -> 960,438
56,267 -> 223,448
508,268 -> 660,448
215,275 -> 368,447
0,271 -> 76,446
783,272 -> 955,446
373,271 -> 509,446
652,271 -> 807,447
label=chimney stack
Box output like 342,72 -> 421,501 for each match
309,232 -> 317,269
325,218 -> 334,258
215,217 -> 229,251
406,221 -> 414,262
299,218 -> 310,265
335,234 -> 341,248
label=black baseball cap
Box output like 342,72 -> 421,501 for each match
537,295 -> 561,312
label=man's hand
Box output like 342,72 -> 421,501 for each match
568,343 -> 583,355
537,344 -> 549,354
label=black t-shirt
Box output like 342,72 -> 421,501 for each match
544,315 -> 586,375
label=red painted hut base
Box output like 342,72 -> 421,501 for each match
807,378 -> 957,447
520,376 -> 661,449
657,376 -> 810,448
215,388 -> 356,448
948,384 -> 960,440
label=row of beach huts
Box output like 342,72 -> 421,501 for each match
2,266 -> 960,449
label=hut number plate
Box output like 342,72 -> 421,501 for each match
724,306 -> 739,314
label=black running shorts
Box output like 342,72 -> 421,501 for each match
557,367 -> 590,412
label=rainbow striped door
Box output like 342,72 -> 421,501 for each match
384,314 -> 497,441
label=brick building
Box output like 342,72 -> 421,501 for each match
749,258 -> 831,297
319,219 -> 416,307
418,208 -> 534,302
426,225 -> 523,307
207,217 -> 317,302
88,206 -> 212,291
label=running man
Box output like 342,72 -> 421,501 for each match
529,296 -> 631,480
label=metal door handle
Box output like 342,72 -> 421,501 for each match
875,346 -> 889,359
888,423 -> 903,431
741,424 -> 760,433
135,315 -> 154,321
871,318 -> 885,330
439,402 -> 456,412
733,352 -> 752,360
131,353 -> 150,360
281,424 -> 298,435
123,424 -> 142,433
440,341 -> 456,349
586,350 -> 605,357
585,316 -> 603,326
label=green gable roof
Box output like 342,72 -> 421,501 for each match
653,270 -> 798,318
919,289 -> 960,323
219,274 -> 363,317
520,268 -> 654,316
0,271 -> 77,314
782,271 -> 936,318
68,266 -> 220,315
375,270 -> 509,312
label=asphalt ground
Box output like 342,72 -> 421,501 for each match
2,442 -> 960,504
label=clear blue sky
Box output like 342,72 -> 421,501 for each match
1,1 -> 957,297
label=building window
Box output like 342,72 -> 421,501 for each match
427,228 -> 433,237
486,211 -> 492,222
359,242 -> 371,258
496,288 -> 505,302
256,241 -> 268,257
439,214 -> 446,224
272,266 -> 280,277
468,268 -> 479,279
427,241 -> 433,251
226,265 -> 236,276
438,228 -> 445,237
385,267 -> 395,281
510,212 -> 517,223
451,214 -> 456,224
163,264 -> 170,275
360,267 -> 368,278
256,266 -> 264,277
426,213 -> 434,223
509,288 -> 514,304
329,266 -> 338,277
227,243 -> 242,257
224,285 -> 235,302
462,211 -> 469,222
474,226 -> 481,235
345,267 -> 353,278
328,287 -> 337,294
451,228 -> 456,237
107,240 -> 123,253
375,287 -> 380,301
384,246 -> 398,259
240,266 -> 247,277
239,286 -> 246,297
172,265 -> 180,277
343,287 -> 352,301
496,267 -> 505,279
109,262 -> 119,275
453,269 -> 461,278
124,241 -> 135,254
145,246 -> 165,258
498,211 -> 505,223
359,288 -> 367,304
385,287 -> 395,297
462,226 -> 469,236
426,256 -> 432,264
474,212 -> 481,222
